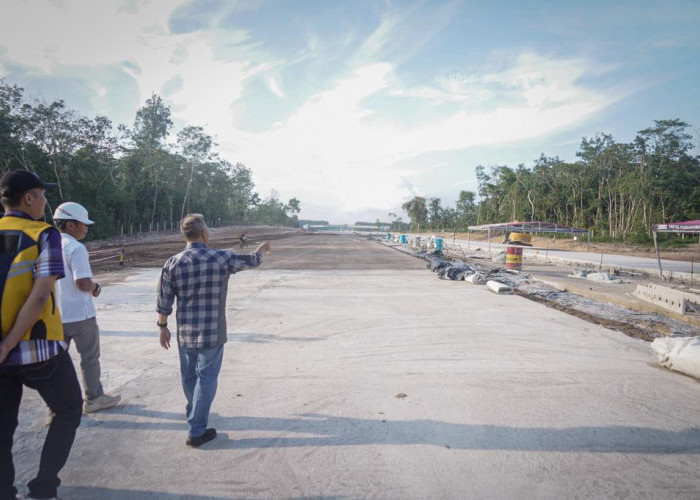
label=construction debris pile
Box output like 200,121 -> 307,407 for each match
569,269 -> 622,283
376,236 -> 698,342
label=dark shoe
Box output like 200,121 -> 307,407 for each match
186,428 -> 216,447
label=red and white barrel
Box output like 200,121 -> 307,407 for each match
505,245 -> 523,271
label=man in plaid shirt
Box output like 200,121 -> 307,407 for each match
156,214 -> 270,447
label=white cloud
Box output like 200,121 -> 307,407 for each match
357,11 -> 401,60
223,53 -> 615,217
267,77 -> 285,98
157,36 -> 253,129
0,0 -> 254,128
0,1 -> 618,222
0,0 -> 175,72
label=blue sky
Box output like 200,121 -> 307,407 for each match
1,0 -> 698,223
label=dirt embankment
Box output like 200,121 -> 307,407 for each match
86,226 -> 301,272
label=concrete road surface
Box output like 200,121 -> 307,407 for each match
11,234 -> 700,499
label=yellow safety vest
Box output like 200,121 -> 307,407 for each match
0,215 -> 64,341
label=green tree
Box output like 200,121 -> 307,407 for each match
428,197 -> 443,230
19,99 -> 81,201
131,93 -> 173,151
401,196 -> 427,231
177,125 -> 216,220
0,81 -> 303,236
455,190 -> 477,229
227,162 -> 255,223
126,93 -> 174,228
0,81 -> 26,171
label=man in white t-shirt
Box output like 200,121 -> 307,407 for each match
53,202 -> 120,413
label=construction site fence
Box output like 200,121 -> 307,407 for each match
87,219 -> 248,263
112,217 -> 241,238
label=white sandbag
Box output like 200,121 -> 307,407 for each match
486,280 -> 512,294
465,273 -> 487,285
651,336 -> 700,380
586,272 -> 620,283
491,250 -> 506,263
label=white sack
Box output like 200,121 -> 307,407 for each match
651,336 -> 700,380
486,280 -> 512,294
491,250 -> 506,263
465,273 -> 487,285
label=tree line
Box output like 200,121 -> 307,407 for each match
400,119 -> 700,242
0,80 -> 301,239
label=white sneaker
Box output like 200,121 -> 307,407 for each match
83,393 -> 121,413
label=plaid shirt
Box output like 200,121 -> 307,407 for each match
1,210 -> 66,366
156,242 -> 262,348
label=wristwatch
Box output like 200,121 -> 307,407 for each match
93,282 -> 101,293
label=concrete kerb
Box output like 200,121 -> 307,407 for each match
632,283 -> 700,316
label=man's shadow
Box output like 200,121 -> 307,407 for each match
95,404 -> 700,454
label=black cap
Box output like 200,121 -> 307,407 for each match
0,170 -> 58,197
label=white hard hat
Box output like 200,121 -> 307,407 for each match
53,202 -> 94,225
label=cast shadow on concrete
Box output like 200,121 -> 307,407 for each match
60,486 -> 346,500
86,405 -> 700,454
227,332 -> 326,343
81,404 -> 185,429
216,414 -> 700,454
57,487 -> 229,500
98,331 -> 326,342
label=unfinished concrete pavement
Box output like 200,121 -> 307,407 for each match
12,234 -> 700,499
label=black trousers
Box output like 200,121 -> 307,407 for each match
0,349 -> 82,500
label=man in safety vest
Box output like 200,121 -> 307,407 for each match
0,170 -> 83,500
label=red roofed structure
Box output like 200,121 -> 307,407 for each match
469,221 -> 588,234
651,220 -> 700,277
467,221 -> 590,252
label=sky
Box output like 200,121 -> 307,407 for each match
1,0 -> 699,223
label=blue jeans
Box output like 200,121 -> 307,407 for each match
177,344 -> 224,438
0,349 -> 83,500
